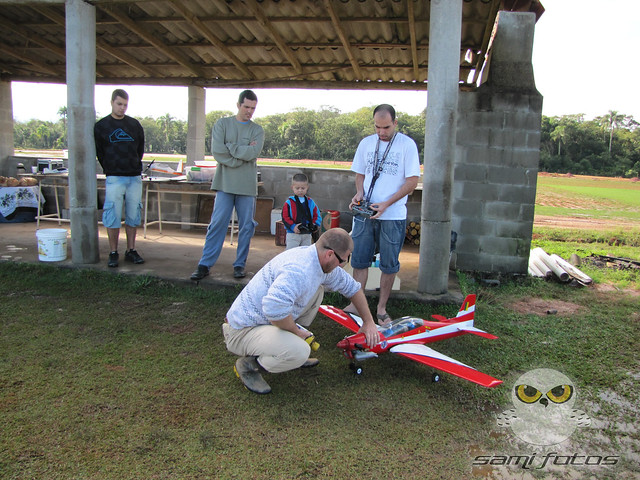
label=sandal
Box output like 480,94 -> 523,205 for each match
342,306 -> 358,315
377,313 -> 392,327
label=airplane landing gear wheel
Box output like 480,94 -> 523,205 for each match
349,363 -> 363,375
432,373 -> 441,383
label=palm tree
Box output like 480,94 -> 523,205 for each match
57,106 -> 68,128
157,113 -> 174,148
605,110 -> 624,153
550,125 -> 566,155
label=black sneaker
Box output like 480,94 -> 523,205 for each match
125,249 -> 144,264
108,251 -> 119,268
233,266 -> 246,278
190,264 -> 209,281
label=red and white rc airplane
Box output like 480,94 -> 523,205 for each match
319,294 -> 503,388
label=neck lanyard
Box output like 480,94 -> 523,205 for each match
365,133 -> 396,202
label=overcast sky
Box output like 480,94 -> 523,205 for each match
10,0 -> 640,122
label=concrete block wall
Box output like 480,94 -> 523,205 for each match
132,167 -> 360,229
259,165 -> 358,230
453,87 -> 542,273
259,165 -> 424,230
144,192 -> 199,229
450,11 -> 543,275
28,164 -> 425,233
139,166 -> 359,230
145,165 -> 425,233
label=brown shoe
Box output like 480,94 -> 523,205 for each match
301,358 -> 319,368
234,357 -> 271,394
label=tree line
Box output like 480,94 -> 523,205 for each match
13,108 -> 640,178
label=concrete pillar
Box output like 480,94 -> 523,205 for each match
418,0 -> 462,295
66,0 -> 99,264
0,81 -> 15,177
186,85 -> 206,165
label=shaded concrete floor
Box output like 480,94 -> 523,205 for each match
1,221 -> 461,304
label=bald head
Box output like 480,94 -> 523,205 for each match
316,228 -> 351,252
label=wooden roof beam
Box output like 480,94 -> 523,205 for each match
30,4 -> 156,77
31,5 -> 118,78
240,0 -> 303,76
472,0 -> 501,85
100,5 -> 206,78
167,0 -> 254,80
406,0 -> 420,81
96,39 -> 157,77
0,43 -> 62,76
0,16 -> 65,60
322,0 -> 363,80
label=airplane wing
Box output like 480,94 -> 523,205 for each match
319,305 -> 363,334
389,343 -> 503,388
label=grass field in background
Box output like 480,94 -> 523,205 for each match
535,174 -> 640,222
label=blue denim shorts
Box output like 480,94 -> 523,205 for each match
350,217 -> 406,274
102,176 -> 143,228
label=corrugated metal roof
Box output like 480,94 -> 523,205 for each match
0,0 -> 544,90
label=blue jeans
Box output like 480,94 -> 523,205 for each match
198,191 -> 257,269
350,217 -> 406,274
102,176 -> 143,228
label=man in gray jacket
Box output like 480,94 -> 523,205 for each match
191,90 -> 265,280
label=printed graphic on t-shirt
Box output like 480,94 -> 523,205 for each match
365,151 -> 400,177
109,128 -> 134,143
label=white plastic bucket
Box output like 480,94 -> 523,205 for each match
270,209 -> 282,235
36,228 -> 68,262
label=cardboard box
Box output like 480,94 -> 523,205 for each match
342,263 -> 401,291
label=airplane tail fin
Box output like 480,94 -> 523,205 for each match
430,294 -> 477,323
456,294 -> 476,317
452,294 -> 498,339
430,294 -> 476,323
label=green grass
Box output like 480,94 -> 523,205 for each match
1,263 -> 639,479
6,160 -> 640,477
536,175 -> 640,221
532,175 -> 640,290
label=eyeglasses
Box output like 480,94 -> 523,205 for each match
328,248 -> 350,265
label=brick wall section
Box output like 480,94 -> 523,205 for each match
452,87 -> 542,273
259,166 -> 357,230
143,166 -> 363,231
449,12 -> 543,274
27,164 -> 424,235
260,166 -> 424,230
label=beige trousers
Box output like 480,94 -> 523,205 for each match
222,287 -> 324,373
285,232 -> 312,250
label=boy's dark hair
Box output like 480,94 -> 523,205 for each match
111,88 -> 129,102
238,89 -> 258,105
373,104 -> 396,121
292,173 -> 308,183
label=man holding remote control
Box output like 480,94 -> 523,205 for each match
345,104 -> 421,326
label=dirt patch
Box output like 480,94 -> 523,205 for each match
534,215 -> 639,231
509,298 -> 585,316
592,282 -> 640,297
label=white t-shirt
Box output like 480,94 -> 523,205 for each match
351,132 -> 420,220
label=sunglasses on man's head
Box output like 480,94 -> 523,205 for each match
328,248 -> 349,264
